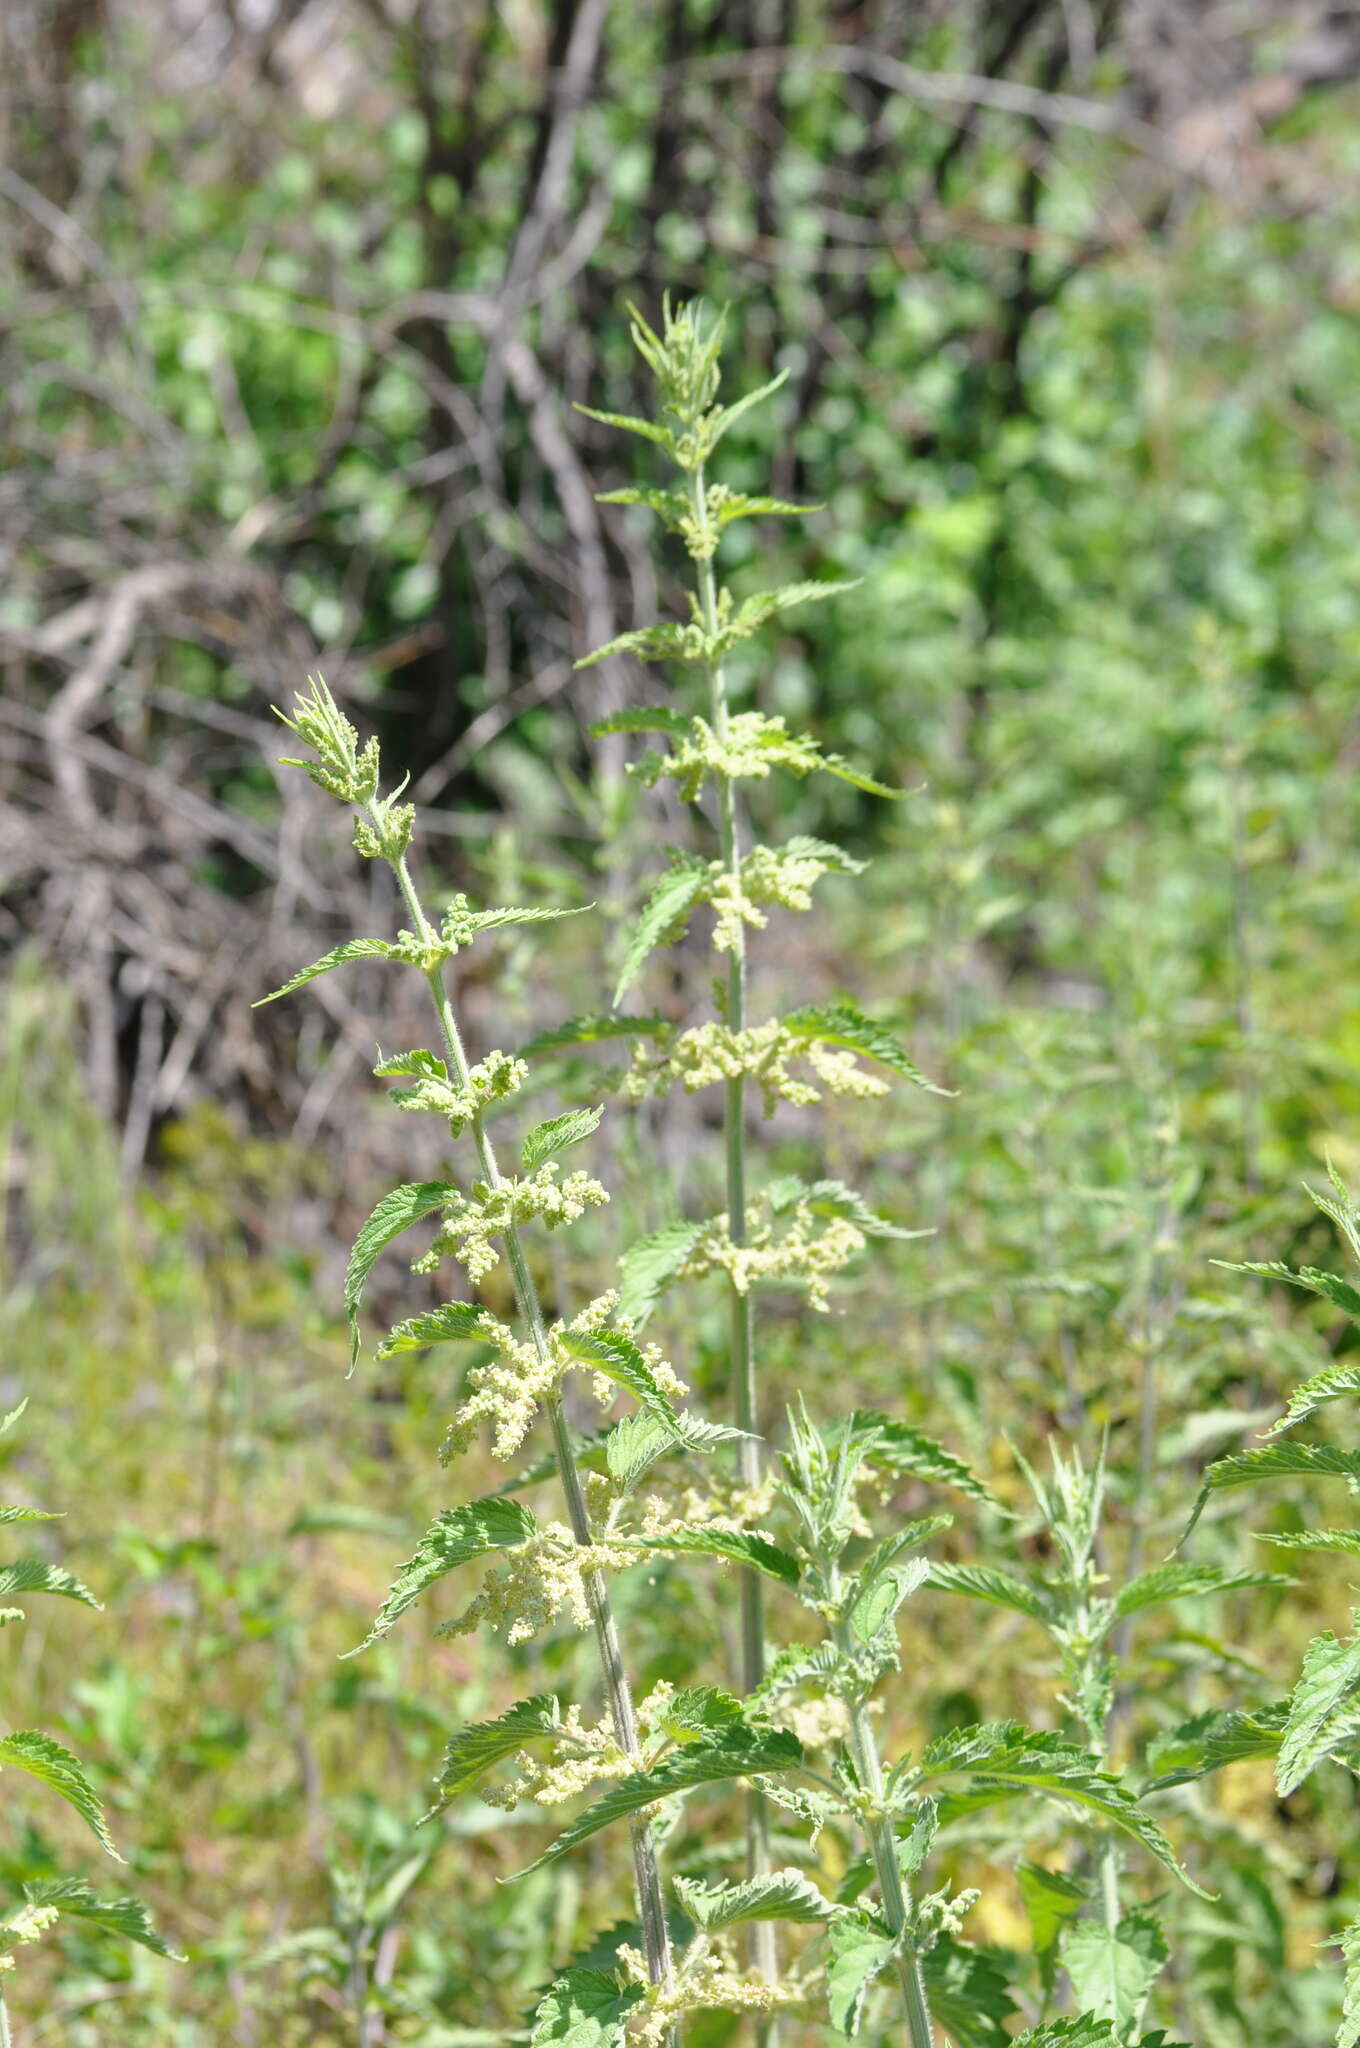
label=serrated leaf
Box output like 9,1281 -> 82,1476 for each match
782,833 -> 868,875
0,1401 -> 27,1438
613,862 -> 709,1006
1259,1528 -> 1360,1554
376,1300 -> 490,1357
1144,1702 -> 1288,1788
826,1910 -> 895,2036
19,1878 -> 183,1960
655,1686 -> 743,1743
574,401 -> 675,449
576,625 -> 693,670
1222,1257 -> 1360,1320
928,1562 -> 1055,1628
0,1505 -> 57,1524
847,1555 -> 930,1642
345,1182 -> 455,1372
603,1408 -> 747,1494
431,1695 -> 562,1807
520,1015 -> 667,1061
916,1723 -> 1205,1892
923,1936 -> 1017,2048
616,1221 -> 705,1326
1340,1920 -> 1360,2048
713,492 -> 813,528
1277,1624 -> 1360,1795
1112,1562 -> 1290,1621
588,706 -> 691,739
674,1865 -> 829,1931
521,1105 -> 604,1174
765,1175 -> 925,1242
0,1731 -> 119,1857
1014,2022 -> 1120,2048
710,369 -> 789,445
820,754 -> 902,798
1063,1909 -> 1168,2032
729,579 -> 861,644
514,1724 -> 801,1877
373,1048 -> 447,1080
1018,1863 -> 1088,1994
530,1965 -> 642,2046
346,1497 -> 535,1655
558,1328 -> 680,1428
254,938 -> 393,1006
784,1002 -> 949,1095
624,1528 -> 800,1588
1266,1361 -> 1360,1435
451,904 -> 589,940
0,1560 -> 99,1610
844,1411 -> 996,1506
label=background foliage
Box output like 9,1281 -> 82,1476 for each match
4,0 -> 1360,2040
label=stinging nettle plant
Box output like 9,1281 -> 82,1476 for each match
264,302 -> 1216,2048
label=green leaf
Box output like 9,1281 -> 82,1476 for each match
558,1328 -> 680,1428
847,1556 -> 930,1642
0,1731 -> 119,1858
588,706 -> 691,739
710,369 -> 789,446
613,861 -> 710,1006
922,1936 -> 1017,2048
530,1965 -> 641,2046
729,579 -> 862,645
345,1182 -> 455,1372
373,1048 -> 447,1080
377,1301 -> 489,1357
521,1105 -> 604,1174
916,1723 -> 1205,1893
1339,1920 -> 1360,2048
674,1866 -> 830,1931
1112,1562 -> 1290,1621
1203,1445 -> 1360,1486
844,1411 -> 996,1506
781,834 -> 868,876
1014,2023 -> 1120,2048
1266,1360 -> 1360,1435
1278,1624 -> 1360,1795
576,624 -> 694,670
765,1175 -> 926,1242
431,1695 -> 562,1808
1145,1703 -> 1288,1788
520,1015 -> 667,1061
623,1528 -> 800,1588
928,1562 -> 1056,1629
19,1878 -> 183,1960
448,903 -> 590,942
0,1560 -> 100,1609
0,1401 -> 27,1438
855,1516 -> 955,1590
653,1685 -> 744,1745
713,492 -> 814,529
1222,1258 -> 1360,1320
346,1497 -> 536,1655
514,1724 -> 801,1877
254,938 -> 393,1006
616,1221 -> 705,1325
1018,1863 -> 1088,1995
1062,1909 -> 1168,2033
1259,1529 -> 1360,1555
783,1002 -> 949,1095
603,1409 -> 748,1494
574,401 -> 675,449
819,753 -> 901,799
287,1503 -> 413,1542
825,1910 -> 895,2036
0,1504 -> 57,1524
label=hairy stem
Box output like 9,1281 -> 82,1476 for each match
690,465 -> 777,2021
383,834 -> 676,2020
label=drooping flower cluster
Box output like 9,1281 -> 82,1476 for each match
621,1021 -> 890,1114
415,1163 -> 609,1285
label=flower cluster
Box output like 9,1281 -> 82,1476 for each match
677,1204 -> 866,1312
416,1162 -> 608,1284
276,674 -> 380,804
622,1021 -> 889,1115
632,712 -> 828,804
707,843 -> 834,952
619,1942 -> 802,2047
379,1047 -> 526,1136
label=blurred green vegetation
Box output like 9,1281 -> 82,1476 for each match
6,1 -> 1360,2041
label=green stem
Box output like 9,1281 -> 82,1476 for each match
832,1620 -> 936,2048
0,1985 -> 11,2048
690,467 -> 777,2024
384,837 -> 676,2025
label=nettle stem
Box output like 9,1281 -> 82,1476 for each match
690,466 -> 777,2013
384,837 -> 676,2015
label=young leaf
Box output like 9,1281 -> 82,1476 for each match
588,706 -> 691,739
521,1105 -> 604,1174
574,401 -> 675,448
520,1015 -> 667,1061
20,1878 -> 183,1960
709,368 -> 789,446
653,1685 -> 744,1743
1062,1908 -> 1168,2033
345,1182 -> 455,1371
1221,1257 -> 1360,1321
923,1936 -> 1017,2048
613,861 -> 709,1006
558,1328 -> 681,1428
1014,2023 -> 1121,2048
1277,1624 -> 1360,1795
1340,1920 -> 1360,2048
1266,1360 -> 1360,1435
820,753 -> 901,799
603,1408 -> 748,1494
624,1528 -> 800,1589
1112,1562 -> 1290,1621
847,1556 -> 930,1642
825,1910 -> 895,2036
1018,1863 -> 1088,1995
0,1731 -> 120,1858
1259,1529 -> 1360,1555
845,1411 -> 997,1506
530,1965 -> 642,2046
616,1221 -> 705,1325
1144,1703 -> 1288,1788
674,1867 -> 830,1931
431,1695 -> 562,1807
783,1002 -> 950,1095
514,1725 -> 802,1877
373,1048 -> 447,1080
728,578 -> 862,644
254,938 -> 394,1006
377,1301 -> 489,1357
0,1504 -> 57,1525
0,1559 -> 100,1610
928,1562 -> 1056,1629
346,1497 -> 535,1655
766,1175 -> 926,1241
